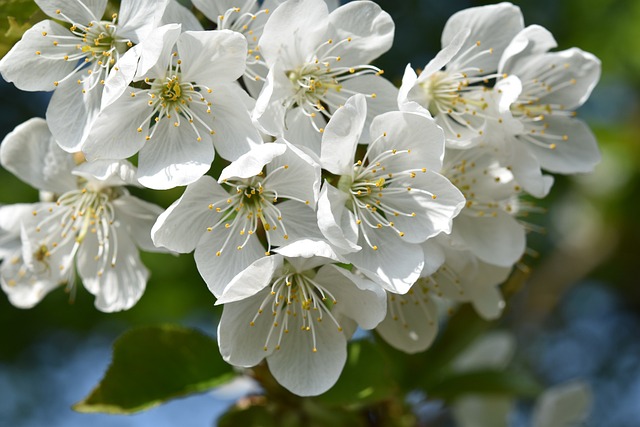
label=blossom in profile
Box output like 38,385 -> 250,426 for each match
0,0 -> 169,152
253,0 -> 398,156
216,254 -> 386,396
496,25 -> 601,178
82,24 -> 262,190
0,118 -> 164,312
151,140 -> 321,297
398,2 -> 524,145
318,94 -> 465,293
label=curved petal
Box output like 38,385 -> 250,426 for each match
117,0 -> 169,43
112,194 -> 164,253
526,117 -> 601,174
443,2 -> 524,74
0,118 -> 76,194
266,140 -> 321,207
46,71 -> 104,152
316,183 -> 360,253
206,85 -> 262,162
267,311 -> 347,396
218,289 -> 278,367
259,0 -> 329,68
179,30 -> 247,86
35,0 -> 107,24
452,211 -> 526,268
346,227 -> 424,294
1,251 -> 64,309
499,25 -> 558,73
216,254 -> 282,304
137,118 -> 214,190
194,226 -> 265,297
219,143 -> 287,182
369,110 -> 445,173
0,20 -> 78,92
326,0 -> 394,66
316,264 -> 387,329
151,176 -> 228,253
77,224 -> 149,312
321,94 -> 366,175
375,286 -> 439,354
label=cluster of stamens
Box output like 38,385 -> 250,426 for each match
38,10 -> 131,90
339,133 -> 433,251
285,37 -> 384,132
511,62 -> 578,151
249,269 -> 343,353
205,166 -> 309,257
135,54 -> 215,142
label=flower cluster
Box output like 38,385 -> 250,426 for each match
0,0 -> 600,396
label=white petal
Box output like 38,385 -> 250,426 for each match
269,200 -> 327,247
179,30 -> 247,86
0,118 -> 76,194
137,118 -> 214,190
101,44 -> 142,109
117,0 -> 169,43
452,211 -> 526,268
77,225 -> 149,312
134,24 -> 182,80
252,65 -> 289,136
219,143 -> 286,182
282,107 -> 324,157
418,28 -> 469,82
0,20 -> 78,92
151,176 -> 228,253
194,227 -> 265,297
321,94 -> 366,175
46,70 -> 103,152
259,0 -> 328,68
443,3 -> 524,74
421,239 -> 445,277
1,253 -> 63,308
526,116 -> 601,174
112,195 -> 164,253
218,289 -> 278,367
207,85 -> 262,162
316,264 -> 387,329
506,140 -> 554,198
375,288 -> 439,354
316,183 -> 360,253
369,110 -> 445,173
160,0 -> 204,31
499,25 -> 558,73
346,228 -> 424,294
326,0 -> 394,66
274,239 -> 341,261
216,255 -> 282,304
267,312 -> 347,396
35,0 -> 107,23
266,140 -> 321,207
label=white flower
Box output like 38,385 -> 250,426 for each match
0,0 -> 169,152
0,118 -> 164,312
253,0 -> 398,155
83,25 -> 262,190
496,25 -> 601,176
420,239 -> 511,320
216,254 -> 387,396
318,94 -> 465,293
398,2 -> 524,146
151,140 -> 322,297
442,147 -> 529,267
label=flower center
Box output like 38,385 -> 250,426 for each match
249,269 -> 343,353
39,12 -> 132,89
137,61 -> 215,142
29,184 -> 122,283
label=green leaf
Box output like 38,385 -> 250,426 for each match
317,339 -> 397,406
73,324 -> 235,414
428,369 -> 543,401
